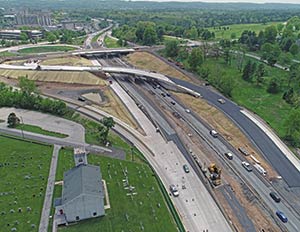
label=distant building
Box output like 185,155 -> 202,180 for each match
15,12 -> 52,26
55,149 -> 105,224
0,29 -> 43,40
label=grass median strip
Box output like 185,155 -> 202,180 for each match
15,124 -> 68,138
18,46 -> 76,54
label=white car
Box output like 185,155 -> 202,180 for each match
218,98 -> 226,104
210,130 -> 218,138
169,184 -> 179,197
185,109 -> 191,113
242,161 -> 253,172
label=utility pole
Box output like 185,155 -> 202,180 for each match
20,116 -> 24,139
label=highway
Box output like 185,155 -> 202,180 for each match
96,56 -> 300,230
90,58 -> 233,231
172,78 -> 300,188
84,24 -> 114,49
148,85 -> 300,232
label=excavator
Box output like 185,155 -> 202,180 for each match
208,163 -> 222,186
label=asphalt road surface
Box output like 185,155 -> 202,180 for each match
172,78 -> 300,188
153,85 -> 300,232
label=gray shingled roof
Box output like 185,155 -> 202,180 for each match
62,164 -> 104,204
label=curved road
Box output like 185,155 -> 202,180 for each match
172,78 -> 300,188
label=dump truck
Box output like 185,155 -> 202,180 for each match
208,163 -> 222,186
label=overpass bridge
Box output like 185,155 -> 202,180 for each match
72,48 -> 135,57
0,63 -> 201,97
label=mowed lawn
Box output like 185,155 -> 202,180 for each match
208,22 -> 281,40
18,46 -> 76,54
202,57 -> 291,138
0,136 -> 53,232
104,36 -> 119,48
56,150 -> 177,232
15,124 -> 68,138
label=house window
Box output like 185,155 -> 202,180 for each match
93,212 -> 97,216
76,216 -> 80,221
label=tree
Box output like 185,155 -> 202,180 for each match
223,49 -> 231,65
267,78 -> 280,94
284,109 -> 300,146
188,48 -> 203,71
289,43 -> 299,56
18,76 -> 37,95
143,25 -> 157,45
164,40 -> 179,58
46,32 -> 57,43
97,117 -> 115,144
156,25 -> 165,42
220,75 -> 235,97
7,112 -> 20,128
242,61 -> 256,81
19,32 -> 29,41
101,117 -> 115,130
283,88 -> 295,105
255,64 -> 265,86
264,25 -> 277,43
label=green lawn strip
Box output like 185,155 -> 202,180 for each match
163,35 -> 187,44
65,113 -> 145,162
54,149 -> 177,232
202,56 -> 292,139
18,46 -> 76,54
0,51 -> 17,57
0,136 -> 53,232
15,124 -> 68,138
208,22 -> 280,40
92,32 -> 103,43
104,36 -> 120,48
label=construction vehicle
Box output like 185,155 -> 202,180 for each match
208,163 -> 222,186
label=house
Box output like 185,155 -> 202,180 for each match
55,149 -> 105,224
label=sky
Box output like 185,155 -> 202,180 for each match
131,0 -> 300,3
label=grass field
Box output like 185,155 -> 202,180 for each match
0,51 -> 17,57
18,46 -> 76,54
104,36 -> 119,48
202,57 -> 291,138
55,150 -> 177,232
0,135 -> 53,232
208,22 -> 281,40
15,124 -> 68,138
163,35 -> 187,44
0,69 -> 106,85
40,57 -> 92,66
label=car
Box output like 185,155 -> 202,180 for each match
210,130 -> 218,138
218,98 -> 226,104
170,101 -> 176,105
161,93 -> 166,97
183,164 -> 190,173
166,93 -> 171,97
270,192 -> 281,203
185,109 -> 191,113
242,161 -> 253,172
169,184 -> 179,197
77,96 -> 85,102
276,210 -> 288,223
225,152 -> 233,160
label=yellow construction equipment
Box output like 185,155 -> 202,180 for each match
208,163 -> 222,186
